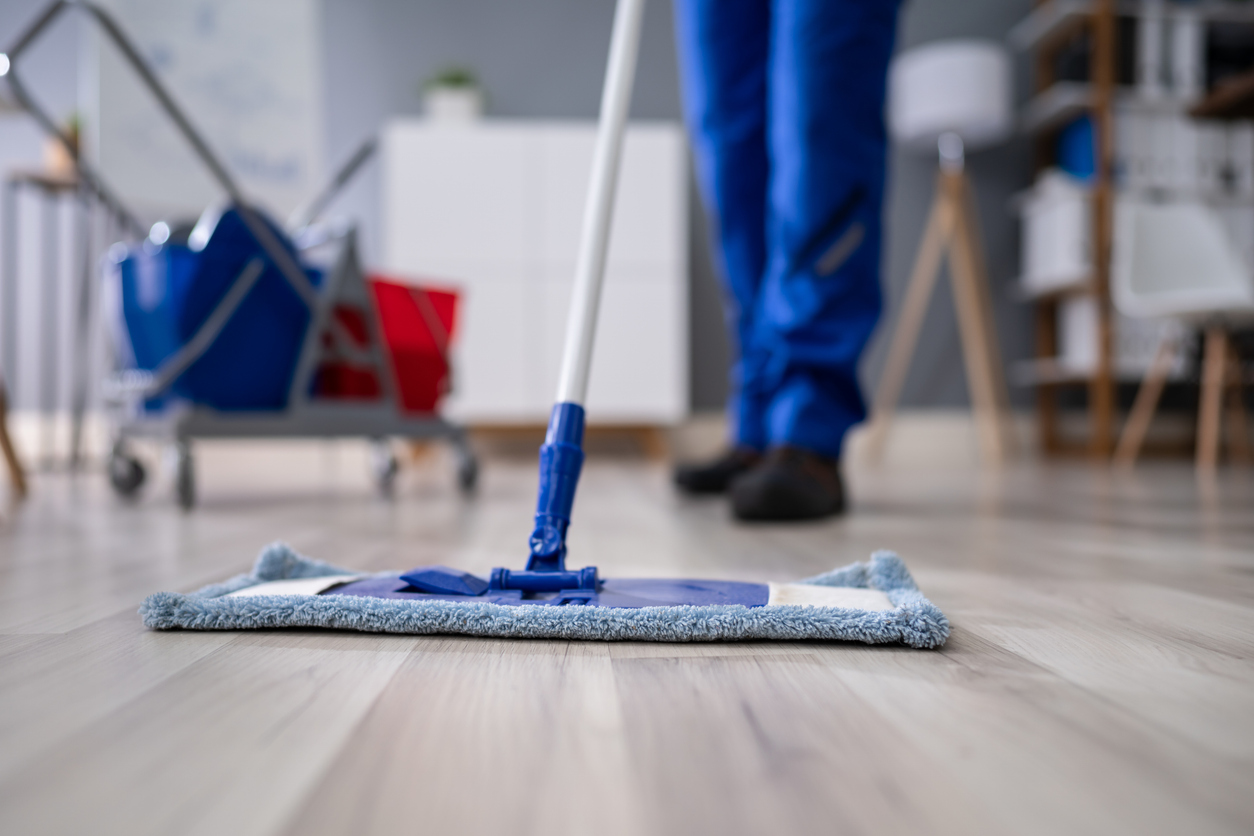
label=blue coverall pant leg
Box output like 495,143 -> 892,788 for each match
674,0 -> 900,459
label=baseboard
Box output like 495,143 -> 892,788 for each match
9,407 -> 1244,473
5,410 -> 113,467
844,411 -> 1038,468
670,410 -> 1039,468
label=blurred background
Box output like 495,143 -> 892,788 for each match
0,0 -> 1251,503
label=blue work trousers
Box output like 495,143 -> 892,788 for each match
674,0 -> 900,458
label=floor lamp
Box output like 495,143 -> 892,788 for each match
865,40 -> 1016,464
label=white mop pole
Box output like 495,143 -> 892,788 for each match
554,0 -> 647,406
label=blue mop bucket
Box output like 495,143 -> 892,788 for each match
116,205 -> 322,411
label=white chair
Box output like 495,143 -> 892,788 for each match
1112,199 -> 1254,469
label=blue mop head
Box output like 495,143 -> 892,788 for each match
139,542 -> 950,648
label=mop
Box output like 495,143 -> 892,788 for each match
140,0 -> 950,648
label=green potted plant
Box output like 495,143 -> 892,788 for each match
44,112 -> 81,179
421,66 -> 484,122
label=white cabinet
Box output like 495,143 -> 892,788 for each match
381,119 -> 688,424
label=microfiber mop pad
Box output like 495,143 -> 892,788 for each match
139,542 -> 950,648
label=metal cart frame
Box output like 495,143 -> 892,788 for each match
5,1 -> 478,508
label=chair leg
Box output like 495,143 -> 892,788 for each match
1197,328 -> 1228,472
947,172 -> 1011,465
1224,340 -> 1249,464
0,380 -> 28,499
1114,337 -> 1176,467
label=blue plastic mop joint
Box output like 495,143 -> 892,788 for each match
487,402 -> 598,592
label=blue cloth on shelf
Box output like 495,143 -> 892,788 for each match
673,0 -> 901,457
1057,115 -> 1096,181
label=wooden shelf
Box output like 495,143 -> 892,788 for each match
1189,67 -> 1254,120
1011,0 -> 1254,53
1193,1 -> 1254,24
1009,0 -> 1092,52
1016,277 -> 1094,302
6,168 -> 79,192
1014,358 -> 1096,387
1021,82 -> 1096,135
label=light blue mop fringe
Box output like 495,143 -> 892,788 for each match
139,543 -> 950,648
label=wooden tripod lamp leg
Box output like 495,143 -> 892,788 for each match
0,379 -> 28,499
1114,336 -> 1176,467
945,170 -> 1012,464
1224,339 -> 1249,465
864,179 -> 953,463
1197,328 -> 1228,472
956,168 -> 1015,423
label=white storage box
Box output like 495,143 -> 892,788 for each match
1020,170 -> 1092,296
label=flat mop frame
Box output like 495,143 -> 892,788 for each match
3,2 -> 478,509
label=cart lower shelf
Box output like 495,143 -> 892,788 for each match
107,403 -> 478,509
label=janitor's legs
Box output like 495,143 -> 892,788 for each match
673,0 -> 901,514
756,0 -> 900,459
672,0 -> 771,452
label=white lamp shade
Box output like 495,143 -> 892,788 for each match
889,40 -> 1013,152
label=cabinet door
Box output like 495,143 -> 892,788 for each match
382,122 -> 548,421
541,265 -> 687,423
382,123 -> 543,269
382,120 -> 687,424
436,263 -> 545,422
539,124 -> 688,423
539,124 -> 686,273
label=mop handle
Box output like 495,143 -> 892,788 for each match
518,0 -> 647,577
554,0 -> 647,406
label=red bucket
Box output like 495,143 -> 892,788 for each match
313,305 -> 384,400
368,275 -> 459,414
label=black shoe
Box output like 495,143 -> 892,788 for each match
730,446 -> 845,521
674,446 -> 763,495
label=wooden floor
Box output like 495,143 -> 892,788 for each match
1,442 -> 1252,835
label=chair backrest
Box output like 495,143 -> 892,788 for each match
1113,199 -> 1254,321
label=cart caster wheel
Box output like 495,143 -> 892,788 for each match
108,452 -> 146,498
457,455 -> 479,494
371,441 -> 399,496
175,443 -> 195,510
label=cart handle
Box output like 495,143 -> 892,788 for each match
2,1 -> 326,319
288,136 -> 378,234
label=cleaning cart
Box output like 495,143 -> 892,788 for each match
4,1 -> 478,509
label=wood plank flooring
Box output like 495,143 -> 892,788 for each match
1,441 -> 1252,835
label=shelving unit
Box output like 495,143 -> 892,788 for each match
1014,0 -> 1254,458
1015,0 -> 1119,456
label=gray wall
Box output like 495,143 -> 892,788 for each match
322,0 -> 1034,413
875,0 -> 1035,410
0,0 -> 1035,413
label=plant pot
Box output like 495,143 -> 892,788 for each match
423,87 -> 484,123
